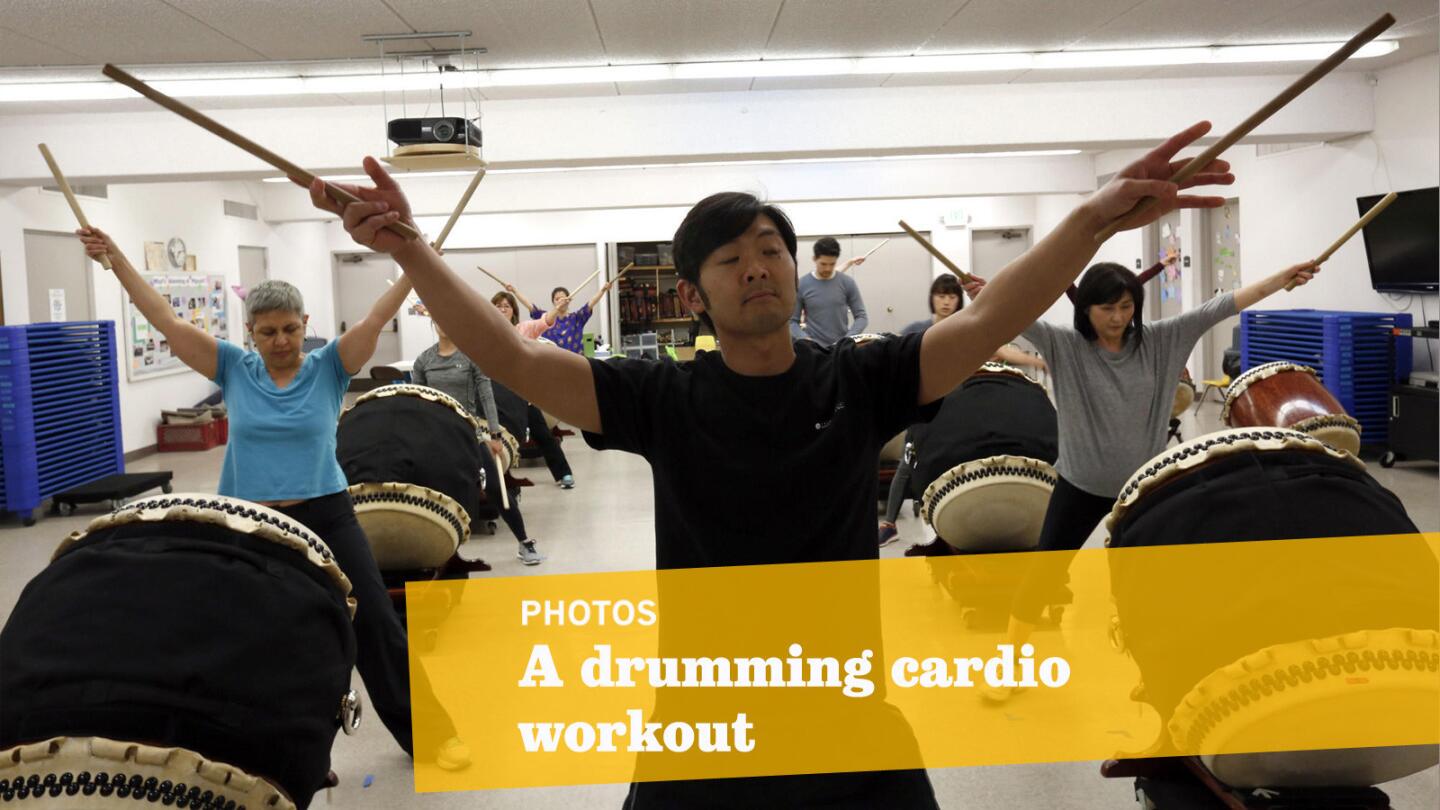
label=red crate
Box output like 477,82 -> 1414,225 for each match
157,420 -> 224,451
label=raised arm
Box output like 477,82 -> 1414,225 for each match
77,227 -> 219,378
307,158 -> 600,433
586,277 -> 616,311
336,273 -> 412,375
917,121 -> 1233,403
994,344 -> 1046,370
1234,261 -> 1317,311
504,283 -> 537,314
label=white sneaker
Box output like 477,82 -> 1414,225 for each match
517,539 -> 545,565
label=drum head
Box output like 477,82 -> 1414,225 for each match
59,493 -> 355,616
1292,415 -> 1362,456
0,736 -> 296,809
349,482 -> 468,570
1171,629 -> 1440,788
921,455 -> 1057,552
344,383 -> 482,432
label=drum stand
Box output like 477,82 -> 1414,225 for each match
1101,756 -> 1393,809
1167,417 -> 1184,446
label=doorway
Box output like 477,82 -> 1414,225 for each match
332,253 -> 400,379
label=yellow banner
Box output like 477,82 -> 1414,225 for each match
409,533 -> 1439,792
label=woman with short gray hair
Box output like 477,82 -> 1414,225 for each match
76,227 -> 470,770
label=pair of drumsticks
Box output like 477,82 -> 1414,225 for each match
474,262 -> 637,308
49,15 -> 1399,302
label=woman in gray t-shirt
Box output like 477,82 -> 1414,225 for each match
412,321 -> 545,566
967,258 -> 1317,701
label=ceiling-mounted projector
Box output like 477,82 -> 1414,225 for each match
387,117 -> 482,147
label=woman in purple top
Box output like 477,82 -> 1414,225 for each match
507,277 -> 618,354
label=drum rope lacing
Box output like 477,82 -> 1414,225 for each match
1171,646 -> 1440,751
1116,429 -> 1331,506
350,489 -> 467,541
0,771 -> 249,807
922,463 -> 1057,527
105,497 -> 332,565
1290,413 -> 1363,434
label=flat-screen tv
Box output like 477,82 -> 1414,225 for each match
1360,187 -> 1438,293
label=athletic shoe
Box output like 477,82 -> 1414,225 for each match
559,475 -> 575,489
518,539 -> 545,565
877,523 -> 899,547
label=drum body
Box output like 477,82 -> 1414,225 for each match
0,495 -> 357,808
1106,429 -> 1436,789
917,364 -> 1059,552
337,384 -> 482,521
1223,362 -> 1361,455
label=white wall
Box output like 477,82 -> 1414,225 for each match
1097,53 -> 1439,375
0,181 -> 271,453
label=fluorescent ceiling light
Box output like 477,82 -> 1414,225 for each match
39,40 -> 1393,105
258,149 -> 1084,182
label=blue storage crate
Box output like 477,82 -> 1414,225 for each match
1240,309 -> 1412,448
0,321 -> 123,524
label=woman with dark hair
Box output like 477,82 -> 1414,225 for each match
879,274 -> 1046,546
967,257 -> 1319,701
491,291 -> 577,488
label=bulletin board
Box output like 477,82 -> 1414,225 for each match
125,273 -> 229,381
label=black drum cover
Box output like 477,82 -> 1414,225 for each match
912,372 -> 1058,495
337,389 -> 482,521
1107,433 -> 1437,725
0,505 -> 356,807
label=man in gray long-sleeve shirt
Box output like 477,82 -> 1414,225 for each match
790,237 -> 869,345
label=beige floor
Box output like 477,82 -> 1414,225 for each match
1,399 -> 1435,808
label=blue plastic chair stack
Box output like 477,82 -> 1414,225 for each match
1240,309 -> 1412,448
0,321 -> 123,524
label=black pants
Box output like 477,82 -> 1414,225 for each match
1009,475 -> 1114,625
527,404 -> 572,481
276,492 -> 456,756
479,439 -> 528,540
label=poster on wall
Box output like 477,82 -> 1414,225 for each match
125,273 -> 229,381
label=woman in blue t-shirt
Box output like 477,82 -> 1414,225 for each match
77,226 -> 469,770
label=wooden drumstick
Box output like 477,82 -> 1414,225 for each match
1285,191 -> 1398,291
898,220 -> 978,283
476,265 -> 510,288
562,267 -> 605,304
845,239 -> 890,272
431,167 -> 486,251
1093,13 -> 1395,243
101,63 -> 421,241
38,144 -> 112,270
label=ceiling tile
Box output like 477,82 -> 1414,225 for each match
593,0 -> 783,63
165,0 -> 408,60
764,0 -> 965,58
920,0 -> 1143,54
5,0 -> 264,64
387,0 -> 608,67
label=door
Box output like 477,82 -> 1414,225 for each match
25,230 -> 93,324
1201,199 -> 1242,379
970,228 -> 1031,282
237,245 -> 268,349
332,253 -> 399,379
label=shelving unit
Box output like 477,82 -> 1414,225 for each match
0,321 -> 124,524
612,241 -> 697,355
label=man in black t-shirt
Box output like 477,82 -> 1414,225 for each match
310,122 -> 1235,808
